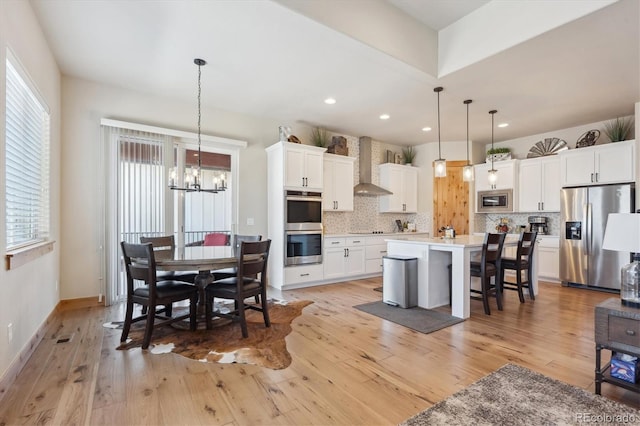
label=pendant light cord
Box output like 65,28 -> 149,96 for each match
489,110 -> 497,170
434,87 -> 443,159
197,61 -> 202,170
464,99 -> 472,165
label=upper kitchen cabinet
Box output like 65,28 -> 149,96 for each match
323,154 -> 355,211
281,142 -> 326,191
559,140 -> 635,187
378,163 -> 418,213
474,159 -> 518,191
518,156 -> 561,212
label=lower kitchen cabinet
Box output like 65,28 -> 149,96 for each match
538,237 -> 559,282
284,263 -> 324,286
324,237 -> 366,280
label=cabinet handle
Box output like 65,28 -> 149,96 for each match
331,241 -> 340,245
590,173 -> 594,183
346,248 -> 350,257
595,172 -> 599,182
541,202 -> 544,210
380,250 -> 387,254
344,248 -> 347,257
353,240 -> 361,243
300,273 -> 310,277
626,330 -> 636,336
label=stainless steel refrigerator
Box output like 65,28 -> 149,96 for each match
560,183 -> 635,290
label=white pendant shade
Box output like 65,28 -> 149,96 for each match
434,159 -> 447,177
462,164 -> 474,181
488,169 -> 498,185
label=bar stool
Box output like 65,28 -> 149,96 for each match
469,233 -> 506,315
499,231 -> 537,303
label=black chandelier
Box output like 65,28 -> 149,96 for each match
168,58 -> 226,193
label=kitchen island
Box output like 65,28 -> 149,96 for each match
385,234 -> 533,319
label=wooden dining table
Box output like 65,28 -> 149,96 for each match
154,246 -> 239,317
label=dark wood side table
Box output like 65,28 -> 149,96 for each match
595,298 -> 640,395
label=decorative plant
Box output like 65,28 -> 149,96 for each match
486,147 -> 511,155
311,127 -> 329,147
603,117 -> 633,142
402,146 -> 416,164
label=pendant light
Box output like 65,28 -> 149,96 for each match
433,87 -> 446,178
488,109 -> 498,188
462,99 -> 474,182
168,58 -> 226,193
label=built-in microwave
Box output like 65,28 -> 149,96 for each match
285,190 -> 322,231
477,189 -> 514,213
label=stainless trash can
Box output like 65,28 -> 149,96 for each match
382,255 -> 418,308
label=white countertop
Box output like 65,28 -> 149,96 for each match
324,232 -> 429,238
385,234 -> 520,247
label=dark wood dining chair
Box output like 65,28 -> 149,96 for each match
204,240 -> 271,338
140,235 -> 198,284
120,242 -> 198,349
499,231 -> 537,303
470,233 -> 506,315
204,232 -> 229,246
213,234 -> 263,281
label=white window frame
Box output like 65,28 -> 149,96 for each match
5,50 -> 51,255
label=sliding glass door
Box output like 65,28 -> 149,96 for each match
101,122 -> 242,306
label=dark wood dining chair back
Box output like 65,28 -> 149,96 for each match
120,242 -> 198,349
205,239 -> 272,338
213,234 -> 263,281
470,232 -> 507,315
140,235 -> 198,284
500,231 -> 537,303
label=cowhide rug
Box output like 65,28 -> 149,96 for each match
110,299 -> 312,370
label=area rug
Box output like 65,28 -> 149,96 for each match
401,363 -> 640,425
373,286 -> 383,292
112,299 -> 312,370
354,301 -> 463,334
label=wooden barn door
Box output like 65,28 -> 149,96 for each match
433,160 -> 470,237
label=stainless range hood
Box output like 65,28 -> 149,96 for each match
353,136 -> 392,196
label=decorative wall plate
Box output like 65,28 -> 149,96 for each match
576,129 -> 600,148
526,138 -> 568,158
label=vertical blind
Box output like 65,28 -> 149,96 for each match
5,57 -> 50,250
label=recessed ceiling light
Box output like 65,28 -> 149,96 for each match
380,114 -> 390,120
324,97 -> 336,105
422,127 -> 432,132
498,123 -> 509,128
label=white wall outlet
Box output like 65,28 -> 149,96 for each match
7,323 -> 13,342
247,218 -> 254,226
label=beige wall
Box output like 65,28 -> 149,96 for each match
0,0 -> 61,382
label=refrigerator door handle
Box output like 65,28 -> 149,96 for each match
585,203 -> 592,255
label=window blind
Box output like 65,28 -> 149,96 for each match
5,57 -> 50,250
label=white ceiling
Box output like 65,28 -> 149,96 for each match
29,0 -> 639,147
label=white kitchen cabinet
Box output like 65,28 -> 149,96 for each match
283,142 -> 326,191
323,237 -> 365,280
365,236 -> 388,274
474,159 -> 518,191
323,154 -> 355,211
518,156 -> 561,212
537,236 -> 559,282
559,140 -> 635,187
284,263 -> 324,287
378,164 -> 418,213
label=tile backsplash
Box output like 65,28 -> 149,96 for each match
475,212 -> 560,236
322,135 -> 430,235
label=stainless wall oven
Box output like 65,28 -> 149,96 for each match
285,230 -> 322,265
285,190 -> 323,265
286,191 -> 322,231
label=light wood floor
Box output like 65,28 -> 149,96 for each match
1,278 -> 639,425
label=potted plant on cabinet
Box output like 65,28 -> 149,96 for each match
402,146 -> 416,166
603,117 -> 633,142
311,127 -> 330,148
486,147 -> 511,163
